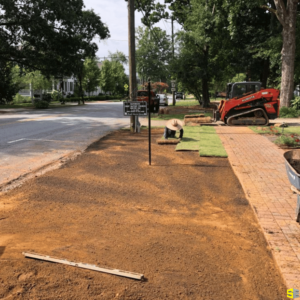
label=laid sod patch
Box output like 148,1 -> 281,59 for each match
175,127 -> 201,151
175,126 -> 227,157
198,127 -> 228,157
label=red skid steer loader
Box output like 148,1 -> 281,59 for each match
214,82 -> 280,126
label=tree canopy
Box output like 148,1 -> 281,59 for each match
137,0 -> 300,107
82,57 -> 101,97
99,56 -> 128,95
0,0 -> 109,77
136,26 -> 172,83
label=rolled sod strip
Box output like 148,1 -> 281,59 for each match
199,127 -> 228,157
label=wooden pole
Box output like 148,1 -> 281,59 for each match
148,78 -> 151,166
23,252 -> 143,280
128,0 -> 137,132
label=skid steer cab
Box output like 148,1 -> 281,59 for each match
213,81 -> 280,126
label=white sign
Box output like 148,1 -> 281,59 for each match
171,83 -> 176,88
171,88 -> 176,92
171,80 -> 176,84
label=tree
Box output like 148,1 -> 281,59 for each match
99,59 -> 128,95
0,1 -> 109,78
262,0 -> 299,107
99,61 -> 114,94
142,81 -> 169,93
136,26 -> 172,83
0,62 -> 21,104
141,0 -> 299,108
22,71 -> 52,91
82,58 -> 101,97
110,61 -> 129,95
171,33 -> 205,105
172,0 -> 234,107
108,51 -> 128,65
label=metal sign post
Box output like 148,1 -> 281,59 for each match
148,78 -> 151,166
171,80 -> 176,106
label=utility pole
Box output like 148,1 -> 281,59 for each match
128,0 -> 138,132
172,16 -> 176,106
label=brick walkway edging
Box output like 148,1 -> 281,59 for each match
216,127 -> 300,289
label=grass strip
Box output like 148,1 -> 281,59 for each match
199,126 -> 228,157
152,112 -> 212,121
249,126 -> 300,135
175,126 -> 201,151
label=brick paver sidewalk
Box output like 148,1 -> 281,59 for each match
216,126 -> 300,289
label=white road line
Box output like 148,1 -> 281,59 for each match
7,138 -> 73,144
7,138 -> 25,144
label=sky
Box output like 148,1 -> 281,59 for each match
83,0 -> 181,73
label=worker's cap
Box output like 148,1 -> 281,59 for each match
166,119 -> 183,131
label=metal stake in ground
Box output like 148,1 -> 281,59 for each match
148,77 -> 151,166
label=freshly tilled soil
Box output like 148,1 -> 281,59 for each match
0,129 -> 286,299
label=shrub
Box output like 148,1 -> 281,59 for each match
52,90 -> 64,102
279,107 -> 300,118
292,96 -> 300,110
63,95 -> 123,102
13,94 -> 32,104
42,92 -> 52,103
34,100 -> 49,109
274,136 -> 298,147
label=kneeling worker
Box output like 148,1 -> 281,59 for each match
164,119 -> 184,139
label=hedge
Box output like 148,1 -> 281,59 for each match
64,95 -> 124,102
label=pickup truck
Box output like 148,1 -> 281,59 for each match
136,90 -> 159,113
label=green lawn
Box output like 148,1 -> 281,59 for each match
152,112 -> 212,121
249,126 -> 300,135
175,126 -> 228,157
175,100 -> 199,106
0,103 -> 34,109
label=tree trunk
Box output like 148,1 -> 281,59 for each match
280,23 -> 297,107
260,59 -> 269,88
202,46 -> 210,108
202,78 -> 210,108
78,75 -> 84,105
271,0 -> 298,107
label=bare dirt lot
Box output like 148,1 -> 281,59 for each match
0,128 -> 286,299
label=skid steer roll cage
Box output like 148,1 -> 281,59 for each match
226,82 -> 262,100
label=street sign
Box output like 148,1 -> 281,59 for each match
171,80 -> 176,84
123,101 -> 147,116
171,83 -> 176,88
171,88 -> 176,92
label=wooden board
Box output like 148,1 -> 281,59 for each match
22,252 -> 144,280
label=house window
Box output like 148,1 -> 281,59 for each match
70,82 -> 74,92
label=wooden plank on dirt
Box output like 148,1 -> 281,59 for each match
22,252 -> 144,280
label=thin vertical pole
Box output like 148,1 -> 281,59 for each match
128,0 -> 137,132
172,16 -> 176,106
171,16 -> 174,58
148,78 -> 151,166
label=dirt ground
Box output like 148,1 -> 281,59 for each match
0,128 -> 286,300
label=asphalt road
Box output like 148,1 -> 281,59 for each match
0,102 -> 129,187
